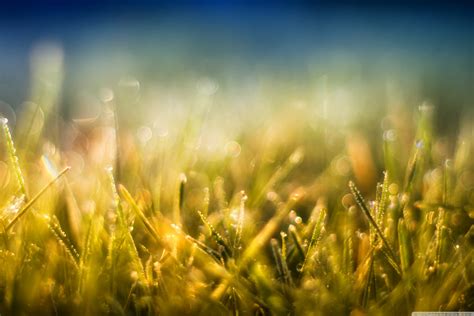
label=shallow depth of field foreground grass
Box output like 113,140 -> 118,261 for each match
0,79 -> 473,315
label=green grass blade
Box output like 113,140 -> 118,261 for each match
349,180 -> 402,276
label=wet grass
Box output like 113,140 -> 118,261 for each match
0,86 -> 473,316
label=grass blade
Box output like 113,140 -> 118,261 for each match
5,167 -> 70,231
197,210 -> 232,257
118,184 -> 168,250
349,180 -> 401,276
300,207 -> 326,273
2,118 -> 27,198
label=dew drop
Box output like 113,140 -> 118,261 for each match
296,263 -> 304,272
416,139 -> 424,149
105,165 -> 114,173
445,159 -> 453,169
289,148 -> 304,164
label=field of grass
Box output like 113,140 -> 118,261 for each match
0,69 -> 473,316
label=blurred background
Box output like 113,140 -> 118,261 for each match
0,0 -> 472,138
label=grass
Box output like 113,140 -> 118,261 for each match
0,78 -> 473,316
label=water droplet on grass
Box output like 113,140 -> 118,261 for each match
416,139 -> 424,149
445,159 -> 453,168
0,101 -> 15,126
289,148 -> 304,164
105,165 -> 114,172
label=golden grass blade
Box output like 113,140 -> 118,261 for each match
2,118 -> 27,198
5,167 -> 70,232
118,184 -> 168,250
